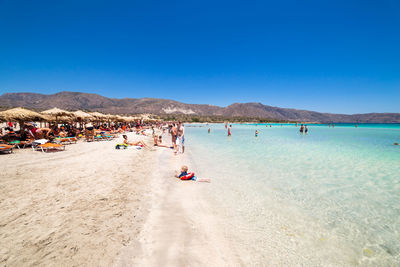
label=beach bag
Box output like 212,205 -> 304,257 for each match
115,143 -> 128,149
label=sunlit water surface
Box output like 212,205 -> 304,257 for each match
185,123 -> 400,266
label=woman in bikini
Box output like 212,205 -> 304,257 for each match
123,135 -> 148,148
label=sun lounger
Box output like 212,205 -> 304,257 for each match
31,139 -> 49,151
35,143 -> 65,153
8,140 -> 34,149
0,144 -> 13,154
54,137 -> 78,145
7,140 -> 22,149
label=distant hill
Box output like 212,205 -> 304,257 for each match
1,91 -> 399,123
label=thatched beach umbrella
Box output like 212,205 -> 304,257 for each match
42,108 -> 73,124
72,110 -> 93,121
0,107 -> 46,128
0,107 -> 46,122
121,116 -> 134,122
0,113 -> 6,122
89,112 -> 107,122
112,115 -> 124,122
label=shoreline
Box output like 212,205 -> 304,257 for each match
116,148 -> 240,266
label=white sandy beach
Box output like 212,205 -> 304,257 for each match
0,133 -> 235,266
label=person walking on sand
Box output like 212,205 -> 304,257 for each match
177,122 -> 185,153
228,125 -> 232,136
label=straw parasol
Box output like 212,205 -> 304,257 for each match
0,113 -> 6,122
120,116 -> 134,122
42,108 -> 73,123
0,107 -> 46,122
89,112 -> 107,122
114,115 -> 125,122
72,110 -> 93,121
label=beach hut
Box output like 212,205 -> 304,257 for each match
0,107 -> 46,129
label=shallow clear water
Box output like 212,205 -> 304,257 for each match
185,123 -> 400,265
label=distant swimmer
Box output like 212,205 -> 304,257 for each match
269,124 -> 272,127
299,124 -> 304,134
208,128 -> 211,134
228,125 -> 232,136
305,125 -> 308,134
355,125 -> 358,128
255,130 -> 258,137
394,142 -> 399,146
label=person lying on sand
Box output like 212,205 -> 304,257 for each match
153,135 -> 172,148
175,165 -> 211,182
122,134 -> 148,148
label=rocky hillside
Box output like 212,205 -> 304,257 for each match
1,91 -> 399,123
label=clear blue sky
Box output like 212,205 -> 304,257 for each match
0,0 -> 399,114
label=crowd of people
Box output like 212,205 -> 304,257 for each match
221,122 -> 311,137
0,119 -> 190,155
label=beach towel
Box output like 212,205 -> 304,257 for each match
32,139 -> 48,145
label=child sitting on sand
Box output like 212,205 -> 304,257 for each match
175,165 -> 211,182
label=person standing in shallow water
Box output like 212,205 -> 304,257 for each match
299,124 -> 304,134
228,125 -> 232,136
305,125 -> 308,134
255,130 -> 258,137
208,128 -> 211,134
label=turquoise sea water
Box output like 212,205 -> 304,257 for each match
185,123 -> 400,265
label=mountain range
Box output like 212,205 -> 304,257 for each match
1,91 -> 399,123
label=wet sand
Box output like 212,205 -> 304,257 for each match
116,149 -> 239,266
